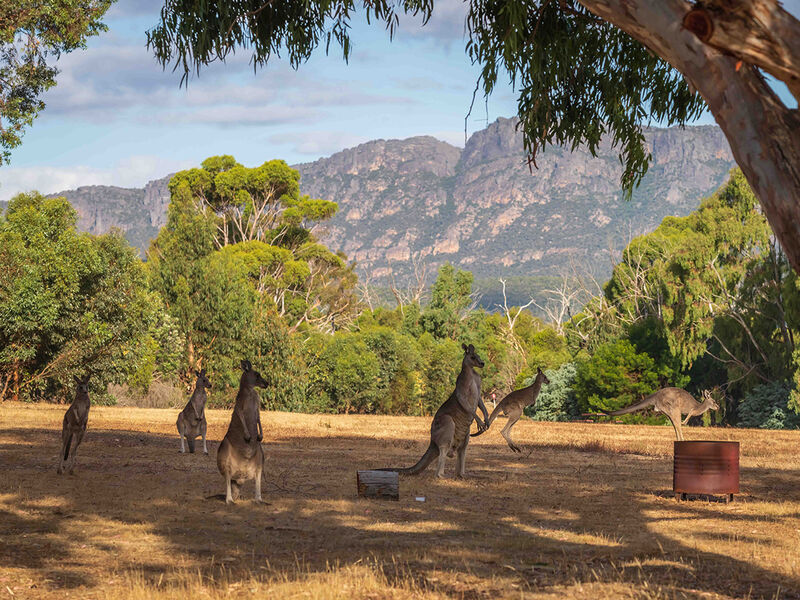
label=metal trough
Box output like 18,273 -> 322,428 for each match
673,441 -> 739,501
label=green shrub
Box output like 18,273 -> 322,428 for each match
363,327 -> 422,414
525,362 -> 579,421
738,381 -> 800,429
316,333 -> 381,413
574,339 -> 675,422
418,334 -> 462,415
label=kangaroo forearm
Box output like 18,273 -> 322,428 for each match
236,408 -> 251,440
478,398 -> 489,423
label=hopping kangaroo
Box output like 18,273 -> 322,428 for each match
217,360 -> 267,503
471,367 -> 550,453
608,388 -> 719,441
57,375 -> 91,474
177,369 -> 212,454
381,343 -> 488,478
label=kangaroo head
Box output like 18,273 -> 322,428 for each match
240,360 -> 268,389
195,369 -> 212,390
702,389 -> 719,410
536,367 -> 551,386
461,343 -> 485,369
73,375 -> 90,397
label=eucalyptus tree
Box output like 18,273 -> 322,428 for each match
0,193 -> 154,401
146,0 -> 800,273
0,0 -> 113,165
602,170 -> 800,396
147,155 -> 358,389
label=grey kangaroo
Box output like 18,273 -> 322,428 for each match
380,343 -> 489,478
57,375 -> 91,474
471,366 -> 550,453
216,360 -> 267,503
607,388 -> 719,441
177,369 -> 212,454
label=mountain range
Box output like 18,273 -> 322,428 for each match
3,118 -> 736,284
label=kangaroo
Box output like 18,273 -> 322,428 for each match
471,367 -> 550,453
57,375 -> 91,475
607,388 -> 719,441
216,360 -> 267,503
380,343 -> 488,478
177,369 -> 212,454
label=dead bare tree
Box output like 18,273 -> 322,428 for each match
497,278 -> 536,334
355,269 -> 378,312
389,255 -> 429,315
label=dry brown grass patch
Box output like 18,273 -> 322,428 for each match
0,403 -> 798,599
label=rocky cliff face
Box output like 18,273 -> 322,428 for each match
39,174 -> 173,255
28,118 -> 734,278
297,118 -> 735,281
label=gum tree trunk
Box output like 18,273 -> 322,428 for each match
578,0 -> 800,273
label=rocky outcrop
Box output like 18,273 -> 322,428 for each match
297,118 -> 735,281
33,118 -> 735,277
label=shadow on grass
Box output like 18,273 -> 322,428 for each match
0,424 -> 798,598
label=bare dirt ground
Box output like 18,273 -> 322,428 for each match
0,403 -> 798,599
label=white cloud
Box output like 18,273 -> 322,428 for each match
269,131 -> 374,156
152,104 -> 321,126
0,155 -> 193,200
394,0 -> 469,44
40,38 -> 413,128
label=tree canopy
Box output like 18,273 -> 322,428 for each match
146,0 -> 800,275
0,0 -> 113,165
0,192 -> 154,401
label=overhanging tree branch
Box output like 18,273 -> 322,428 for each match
682,0 -> 800,102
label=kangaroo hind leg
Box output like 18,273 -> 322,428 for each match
225,474 -> 234,504
254,454 -> 263,502
58,430 -> 72,474
431,417 -> 455,478
501,408 -> 523,453
68,430 -> 85,474
667,413 -> 683,441
455,433 -> 469,479
177,416 -> 186,453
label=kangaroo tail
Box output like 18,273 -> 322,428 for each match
471,403 -> 503,437
63,433 -> 73,461
377,443 -> 439,475
608,395 -> 658,416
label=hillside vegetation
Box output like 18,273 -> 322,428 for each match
1,159 -> 798,430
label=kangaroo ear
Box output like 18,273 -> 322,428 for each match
74,376 -> 81,385
241,360 -> 251,372
468,344 -> 475,352
195,370 -> 200,377
462,343 -> 468,352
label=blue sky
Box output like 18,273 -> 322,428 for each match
1,0 -> 798,200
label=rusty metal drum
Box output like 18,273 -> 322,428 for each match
673,441 -> 739,500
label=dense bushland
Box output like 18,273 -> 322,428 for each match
2,162 -> 798,428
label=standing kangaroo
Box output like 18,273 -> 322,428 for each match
607,388 -> 719,440
177,369 -> 212,454
57,375 -> 91,475
471,367 -> 550,453
217,360 -> 267,503
380,343 -> 489,478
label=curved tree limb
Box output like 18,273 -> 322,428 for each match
578,0 -> 800,275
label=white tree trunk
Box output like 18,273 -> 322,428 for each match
578,0 -> 800,273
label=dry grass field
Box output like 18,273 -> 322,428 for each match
0,403 -> 799,599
